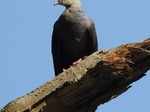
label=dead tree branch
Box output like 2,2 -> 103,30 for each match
1,38 -> 150,112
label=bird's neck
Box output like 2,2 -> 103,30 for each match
62,2 -> 84,19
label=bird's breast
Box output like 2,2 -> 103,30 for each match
60,24 -> 88,56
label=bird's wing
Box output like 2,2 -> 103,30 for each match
51,21 -> 63,75
86,22 -> 98,53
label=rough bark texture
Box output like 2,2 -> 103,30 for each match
1,38 -> 150,112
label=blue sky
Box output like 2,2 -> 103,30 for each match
1,0 -> 150,111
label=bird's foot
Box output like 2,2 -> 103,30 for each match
63,68 -> 67,72
72,56 -> 88,66
73,58 -> 82,66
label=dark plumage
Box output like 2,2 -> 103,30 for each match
52,0 -> 98,75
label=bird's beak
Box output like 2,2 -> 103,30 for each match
53,0 -> 59,6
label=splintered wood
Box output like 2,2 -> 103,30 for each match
2,39 -> 150,112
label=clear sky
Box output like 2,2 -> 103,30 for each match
1,0 -> 150,111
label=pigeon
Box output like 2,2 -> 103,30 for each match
52,0 -> 98,75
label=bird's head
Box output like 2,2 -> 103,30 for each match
54,0 -> 81,8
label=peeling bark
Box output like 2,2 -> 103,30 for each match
1,38 -> 150,112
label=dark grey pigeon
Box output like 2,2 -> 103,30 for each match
52,0 -> 98,76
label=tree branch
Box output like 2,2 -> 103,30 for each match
1,38 -> 150,112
